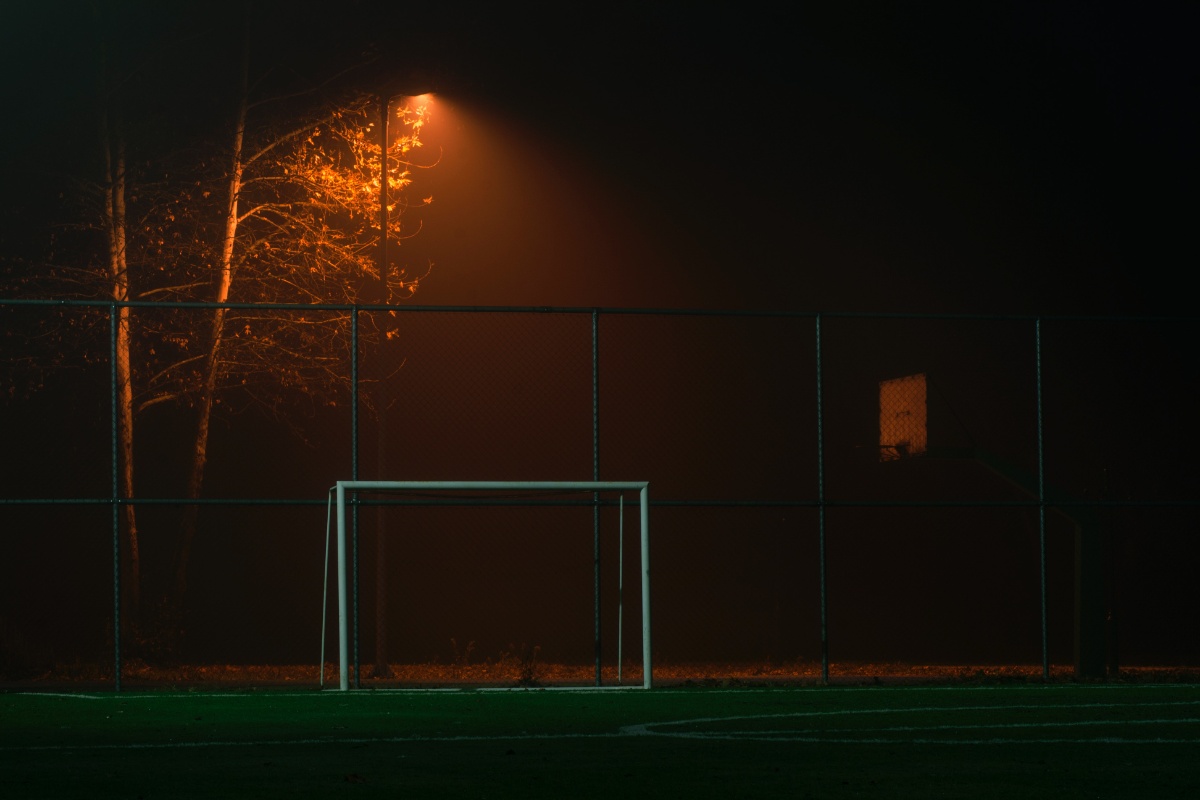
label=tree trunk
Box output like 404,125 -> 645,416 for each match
102,106 -> 141,624
174,31 -> 248,612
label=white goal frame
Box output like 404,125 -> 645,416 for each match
331,480 -> 652,691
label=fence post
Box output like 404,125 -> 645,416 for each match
110,302 -> 122,692
351,306 -> 360,688
592,309 -> 601,686
1036,317 -> 1049,682
815,314 -> 828,685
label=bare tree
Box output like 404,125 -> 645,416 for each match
163,39 -> 435,617
2,9 -> 437,653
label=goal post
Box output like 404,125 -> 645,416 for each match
332,480 -> 652,691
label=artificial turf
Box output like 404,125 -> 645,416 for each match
3,684 -> 1198,799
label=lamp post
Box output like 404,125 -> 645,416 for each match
372,86 -> 431,680
372,90 -> 394,680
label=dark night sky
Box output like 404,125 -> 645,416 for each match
2,1 -> 1195,315
391,2 -> 1196,315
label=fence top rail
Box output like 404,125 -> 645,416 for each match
1,296 -> 1195,323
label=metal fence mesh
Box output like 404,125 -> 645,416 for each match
1,302 -> 1197,688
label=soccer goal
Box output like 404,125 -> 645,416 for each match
325,480 -> 652,691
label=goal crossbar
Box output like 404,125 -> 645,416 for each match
332,480 -> 652,691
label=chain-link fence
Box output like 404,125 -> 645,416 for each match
1,300 -> 1197,688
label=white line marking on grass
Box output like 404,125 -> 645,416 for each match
7,693 -> 1200,752
622,701 -> 1200,743
8,693 -> 107,700
770,716 -> 1200,732
625,700 -> 1200,729
701,717 -> 1200,737
3,732 -> 625,752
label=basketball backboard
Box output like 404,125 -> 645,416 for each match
879,372 -> 928,461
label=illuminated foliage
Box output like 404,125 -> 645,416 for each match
137,93 -> 436,421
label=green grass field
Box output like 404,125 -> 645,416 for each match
3,684 -> 1199,799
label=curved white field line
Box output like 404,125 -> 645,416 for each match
620,700 -> 1200,743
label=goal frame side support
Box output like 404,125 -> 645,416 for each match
334,480 -> 652,691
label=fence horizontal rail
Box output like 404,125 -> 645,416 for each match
3,296 -> 1193,323
4,496 -> 1199,509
